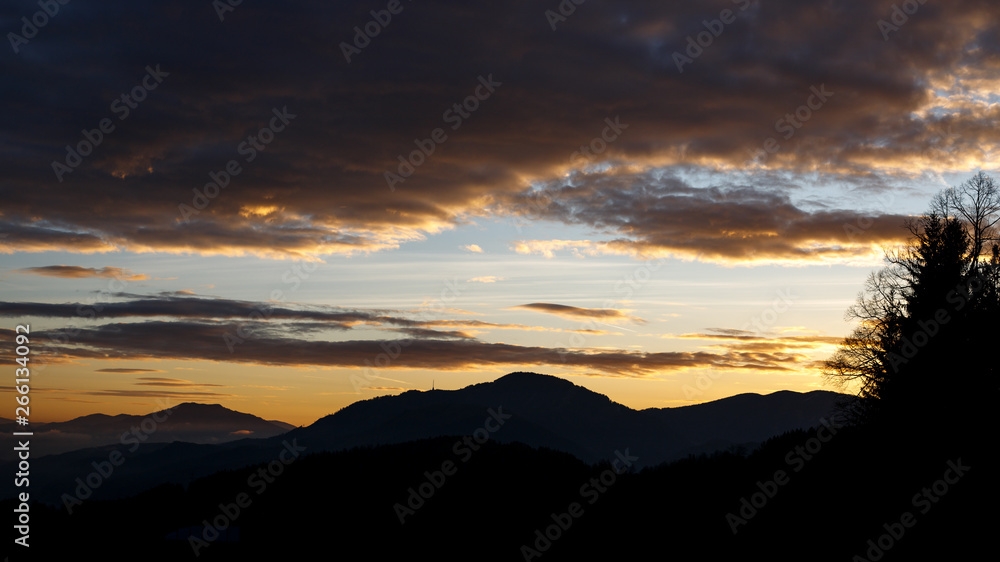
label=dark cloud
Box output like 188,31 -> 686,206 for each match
677,331 -> 845,346
133,377 -> 225,388
72,389 -> 234,399
1,1 -> 995,261
0,294 -> 406,327
512,303 -> 645,323
502,173 -> 912,263
361,386 -> 410,392
13,265 -> 148,280
671,330 -> 844,357
24,320 -> 808,377
389,327 -> 475,340
0,294 -> 620,337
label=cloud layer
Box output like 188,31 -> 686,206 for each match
0,294 -> 814,377
512,303 -> 645,323
2,0 -> 996,263
13,266 -> 148,280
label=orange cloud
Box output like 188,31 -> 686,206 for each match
14,265 -> 148,281
96,368 -> 166,374
511,303 -> 645,324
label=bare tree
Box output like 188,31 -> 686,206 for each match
932,171 -> 1000,272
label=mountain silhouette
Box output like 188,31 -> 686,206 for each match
0,402 -> 293,462
2,372 -> 847,504
288,372 -> 846,468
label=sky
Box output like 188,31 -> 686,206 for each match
1,0 -> 998,426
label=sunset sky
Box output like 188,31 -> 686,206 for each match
1,0 -> 998,426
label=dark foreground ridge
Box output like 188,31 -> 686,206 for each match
8,422 -> 992,561
3,372 -> 993,560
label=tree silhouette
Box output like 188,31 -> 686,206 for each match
932,171 -> 1000,273
825,172 -> 1000,424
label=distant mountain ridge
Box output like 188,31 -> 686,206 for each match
0,402 -> 293,461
